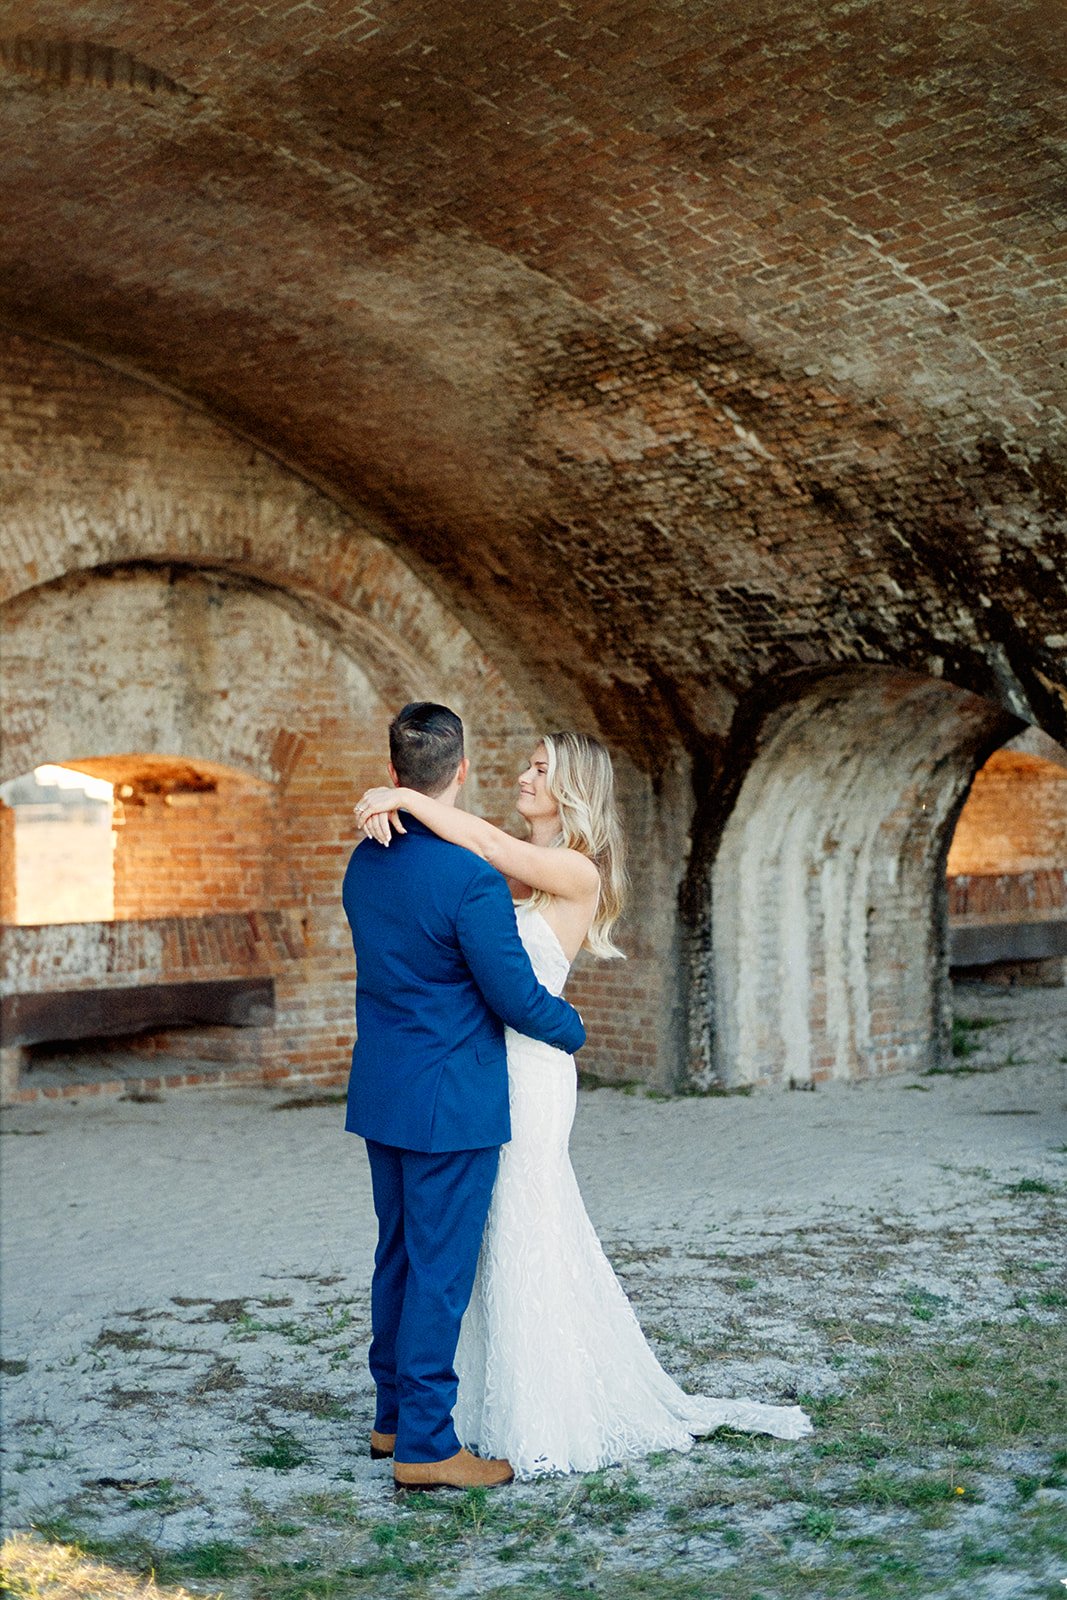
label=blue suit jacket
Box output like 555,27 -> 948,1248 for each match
342,816 -> 585,1153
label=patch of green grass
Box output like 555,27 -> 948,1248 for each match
845,1471 -> 966,1511
241,1430 -> 312,1472
1006,1177 -> 1055,1196
796,1504 -> 837,1540
578,1471 -> 653,1523
810,1431 -> 891,1466
19,1528 -> 182,1583
812,1321 -> 1065,1455
940,1012 -> 1013,1068
155,1540 -> 248,1581
12,1444 -> 70,1469
26,1511 -> 89,1546
952,1017 -> 984,1058
126,1480 -> 193,1513
903,1286 -> 949,1321
292,1489 -> 363,1525
250,1519 -> 304,1539
229,1303 -> 356,1346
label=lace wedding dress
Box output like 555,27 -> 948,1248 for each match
454,901 -> 812,1479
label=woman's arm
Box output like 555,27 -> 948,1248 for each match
355,785 -> 599,903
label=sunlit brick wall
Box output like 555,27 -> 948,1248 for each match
948,749 -> 1067,878
0,801 -> 15,925
112,780 -> 275,920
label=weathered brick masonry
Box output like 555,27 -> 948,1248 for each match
0,340 -> 670,1096
0,0 -> 1065,1099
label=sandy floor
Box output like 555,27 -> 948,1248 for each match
1,983 -> 1064,1571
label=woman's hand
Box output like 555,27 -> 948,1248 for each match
354,786 -> 408,847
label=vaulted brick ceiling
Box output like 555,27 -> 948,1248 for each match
1,0 -> 1064,761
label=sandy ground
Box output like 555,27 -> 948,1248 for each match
1,982 -> 1065,1578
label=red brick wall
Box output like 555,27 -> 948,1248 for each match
948,869 -> 1066,921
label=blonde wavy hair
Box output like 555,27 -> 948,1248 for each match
528,731 -> 628,960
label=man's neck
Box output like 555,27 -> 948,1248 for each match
416,784 -> 459,808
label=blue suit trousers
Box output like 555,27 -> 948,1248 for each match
364,1138 -> 499,1463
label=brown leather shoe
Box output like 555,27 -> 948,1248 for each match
370,1430 -> 396,1460
393,1447 -> 514,1492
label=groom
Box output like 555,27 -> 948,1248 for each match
342,702 -> 586,1491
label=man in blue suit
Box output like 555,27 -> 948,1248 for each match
343,703 -> 585,1491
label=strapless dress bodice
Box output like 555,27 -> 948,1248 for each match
514,900 -> 571,997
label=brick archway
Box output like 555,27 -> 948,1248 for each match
0,565 -> 385,792
0,338 -> 684,1094
706,669 -> 1017,1087
0,560 -> 556,1099
0,331 -> 587,748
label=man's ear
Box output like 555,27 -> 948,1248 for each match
388,762 -> 399,786
456,756 -> 470,788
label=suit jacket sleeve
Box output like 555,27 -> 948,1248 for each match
455,870 -> 587,1055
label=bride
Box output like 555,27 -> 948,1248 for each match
355,732 -> 811,1478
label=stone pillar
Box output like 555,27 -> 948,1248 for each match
0,1045 -> 27,1104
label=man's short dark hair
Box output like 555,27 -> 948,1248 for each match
389,703 -> 465,795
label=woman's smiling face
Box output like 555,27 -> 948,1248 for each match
516,743 -> 558,826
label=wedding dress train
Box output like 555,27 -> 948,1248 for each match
454,901 -> 812,1479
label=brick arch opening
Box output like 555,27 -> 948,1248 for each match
705,669 -> 1018,1089
0,763 -> 115,926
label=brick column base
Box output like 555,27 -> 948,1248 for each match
0,1045 -> 28,1105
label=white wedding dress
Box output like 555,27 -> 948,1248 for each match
454,901 -> 812,1479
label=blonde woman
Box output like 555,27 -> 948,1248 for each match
354,733 -> 811,1477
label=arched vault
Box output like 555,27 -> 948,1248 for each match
0,0 -> 1063,765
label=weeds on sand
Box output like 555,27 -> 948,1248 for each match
227,1303 -> 357,1347
240,1430 -> 312,1472
1005,1176 -> 1057,1196
803,1319 -> 1064,1454
7,1289 -> 1065,1600
950,1016 -> 1002,1058
123,1482 -> 196,1515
